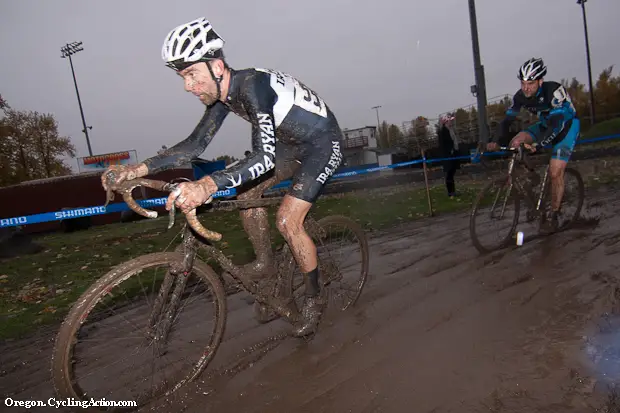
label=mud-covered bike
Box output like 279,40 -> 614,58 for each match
469,142 -> 584,254
51,174 -> 369,411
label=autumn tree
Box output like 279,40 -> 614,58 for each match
413,116 -> 431,150
559,66 -> 620,126
377,120 -> 390,148
593,66 -> 620,121
387,124 -> 403,148
0,96 -> 76,186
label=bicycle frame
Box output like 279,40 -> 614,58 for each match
506,147 -> 551,215
144,195 -> 311,344
104,169 -> 348,344
483,143 -> 552,221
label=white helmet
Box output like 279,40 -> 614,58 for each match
161,17 -> 225,71
518,58 -> 547,81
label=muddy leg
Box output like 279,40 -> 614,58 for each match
238,176 -> 279,280
276,195 -> 324,337
238,153 -> 299,280
549,159 -> 567,212
540,158 -> 567,234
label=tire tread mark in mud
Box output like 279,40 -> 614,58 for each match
586,232 -> 620,252
494,274 -> 533,293
385,252 -> 434,275
374,239 -> 420,256
421,259 -> 463,279
519,286 -> 543,306
145,333 -> 289,412
425,311 -> 455,333
203,333 -> 288,381
481,250 -> 511,268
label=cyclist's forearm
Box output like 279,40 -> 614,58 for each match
133,163 -> 149,177
539,113 -> 567,146
495,116 -> 515,143
210,148 -> 276,190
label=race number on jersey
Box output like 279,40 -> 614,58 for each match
255,68 -> 327,126
552,85 -> 576,113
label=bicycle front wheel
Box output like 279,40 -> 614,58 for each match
470,176 -> 521,254
51,252 -> 227,411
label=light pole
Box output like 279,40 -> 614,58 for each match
467,0 -> 490,144
577,0 -> 596,125
371,105 -> 383,146
61,41 -> 93,156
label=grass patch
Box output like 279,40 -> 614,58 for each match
576,117 -> 620,151
582,117 -> 620,140
0,183 -> 482,341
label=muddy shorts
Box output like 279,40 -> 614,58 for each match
525,118 -> 580,162
274,126 -> 344,203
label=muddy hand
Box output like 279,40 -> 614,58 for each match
101,164 -> 147,191
101,164 -> 148,206
102,170 -> 120,206
165,179 -> 215,214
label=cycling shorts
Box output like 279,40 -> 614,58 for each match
273,125 -> 344,203
525,118 -> 580,162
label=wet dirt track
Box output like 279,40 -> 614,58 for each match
3,186 -> 620,412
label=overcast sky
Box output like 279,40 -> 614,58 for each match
1,0 -> 619,170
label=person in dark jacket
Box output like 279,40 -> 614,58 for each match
437,114 -> 461,198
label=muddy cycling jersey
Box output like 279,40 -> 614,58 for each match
143,67 -> 344,202
496,81 -> 580,161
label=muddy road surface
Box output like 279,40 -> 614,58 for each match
3,186 -> 620,412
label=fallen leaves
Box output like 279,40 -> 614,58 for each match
13,277 -> 72,304
16,279 -> 49,303
40,306 -> 57,314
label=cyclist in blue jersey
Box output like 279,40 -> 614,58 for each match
487,58 -> 580,233
101,17 -> 345,337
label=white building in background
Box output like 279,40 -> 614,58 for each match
341,126 -> 379,166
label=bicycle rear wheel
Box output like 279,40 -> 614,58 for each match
287,215 -> 370,313
470,176 -> 521,254
51,252 -> 227,411
540,167 -> 585,230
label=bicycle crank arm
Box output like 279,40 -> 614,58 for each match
242,280 -> 299,322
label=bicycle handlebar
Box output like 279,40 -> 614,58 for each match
475,141 -> 540,158
103,172 -> 223,242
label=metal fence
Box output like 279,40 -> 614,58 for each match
396,95 -> 620,157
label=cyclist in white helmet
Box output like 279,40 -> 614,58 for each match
101,17 -> 347,337
487,57 -> 580,233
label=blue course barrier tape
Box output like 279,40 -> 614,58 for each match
1,132 -> 618,228
0,189 -> 236,229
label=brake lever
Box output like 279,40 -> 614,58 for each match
103,171 -> 117,207
164,182 -> 180,230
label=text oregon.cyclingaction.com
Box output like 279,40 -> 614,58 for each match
5,397 -> 137,409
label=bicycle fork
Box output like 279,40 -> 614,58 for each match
520,163 -> 551,219
491,158 -> 517,220
533,165 -> 551,224
147,226 -> 197,348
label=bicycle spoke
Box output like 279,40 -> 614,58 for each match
54,254 -> 226,408
471,177 -> 520,253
